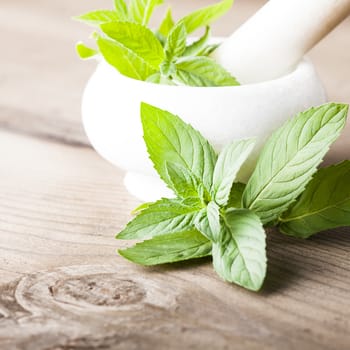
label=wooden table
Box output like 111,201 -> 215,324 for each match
1,1 -> 349,349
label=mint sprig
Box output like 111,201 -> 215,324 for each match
75,0 -> 238,87
116,102 -> 349,292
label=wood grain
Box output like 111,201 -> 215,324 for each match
1,0 -> 350,349
0,130 -> 350,349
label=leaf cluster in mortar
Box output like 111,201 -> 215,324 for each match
116,102 -> 349,292
75,0 -> 239,86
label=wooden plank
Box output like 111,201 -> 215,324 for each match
0,130 -> 350,349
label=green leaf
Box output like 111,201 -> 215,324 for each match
158,7 -> 175,37
174,56 -> 239,87
74,10 -> 120,26
100,22 -> 164,69
212,139 -> 255,206
227,182 -> 245,208
180,0 -> 234,34
129,0 -> 163,25
131,201 -> 154,215
117,197 -> 202,240
212,209 -> 266,291
165,162 -> 203,199
146,73 -> 175,85
113,0 -> 128,20
164,22 -> 187,60
141,103 -> 218,193
183,26 -> 211,56
76,42 -> 98,60
196,43 -> 220,57
243,103 -> 349,224
279,161 -> 350,238
194,201 -> 221,241
118,229 -> 211,265
97,36 -> 156,80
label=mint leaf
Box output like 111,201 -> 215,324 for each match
158,7 -> 175,37
227,182 -> 245,208
131,201 -> 154,215
100,22 -> 164,69
212,209 -> 266,291
113,0 -> 128,20
141,103 -> 218,193
74,10 -> 120,26
97,36 -> 156,80
243,103 -> 349,224
180,0 -> 234,34
174,57 -> 239,87
165,162 -> 204,199
183,26 -> 210,57
164,22 -> 187,60
117,197 -> 202,240
195,43 -> 220,57
194,201 -> 221,241
279,161 -> 350,238
212,139 -> 255,206
146,73 -> 175,85
129,0 -> 163,26
118,229 -> 211,265
76,42 -> 98,60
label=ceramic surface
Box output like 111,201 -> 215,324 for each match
82,57 -> 327,201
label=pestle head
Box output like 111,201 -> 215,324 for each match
213,0 -> 350,84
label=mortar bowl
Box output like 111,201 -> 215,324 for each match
82,57 -> 326,201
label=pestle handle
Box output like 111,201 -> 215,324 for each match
213,0 -> 350,84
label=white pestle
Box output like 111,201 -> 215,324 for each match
213,0 -> 350,84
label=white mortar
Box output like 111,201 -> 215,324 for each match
82,57 -> 326,202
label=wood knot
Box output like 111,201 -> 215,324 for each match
13,265 -> 179,317
51,275 -> 146,307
